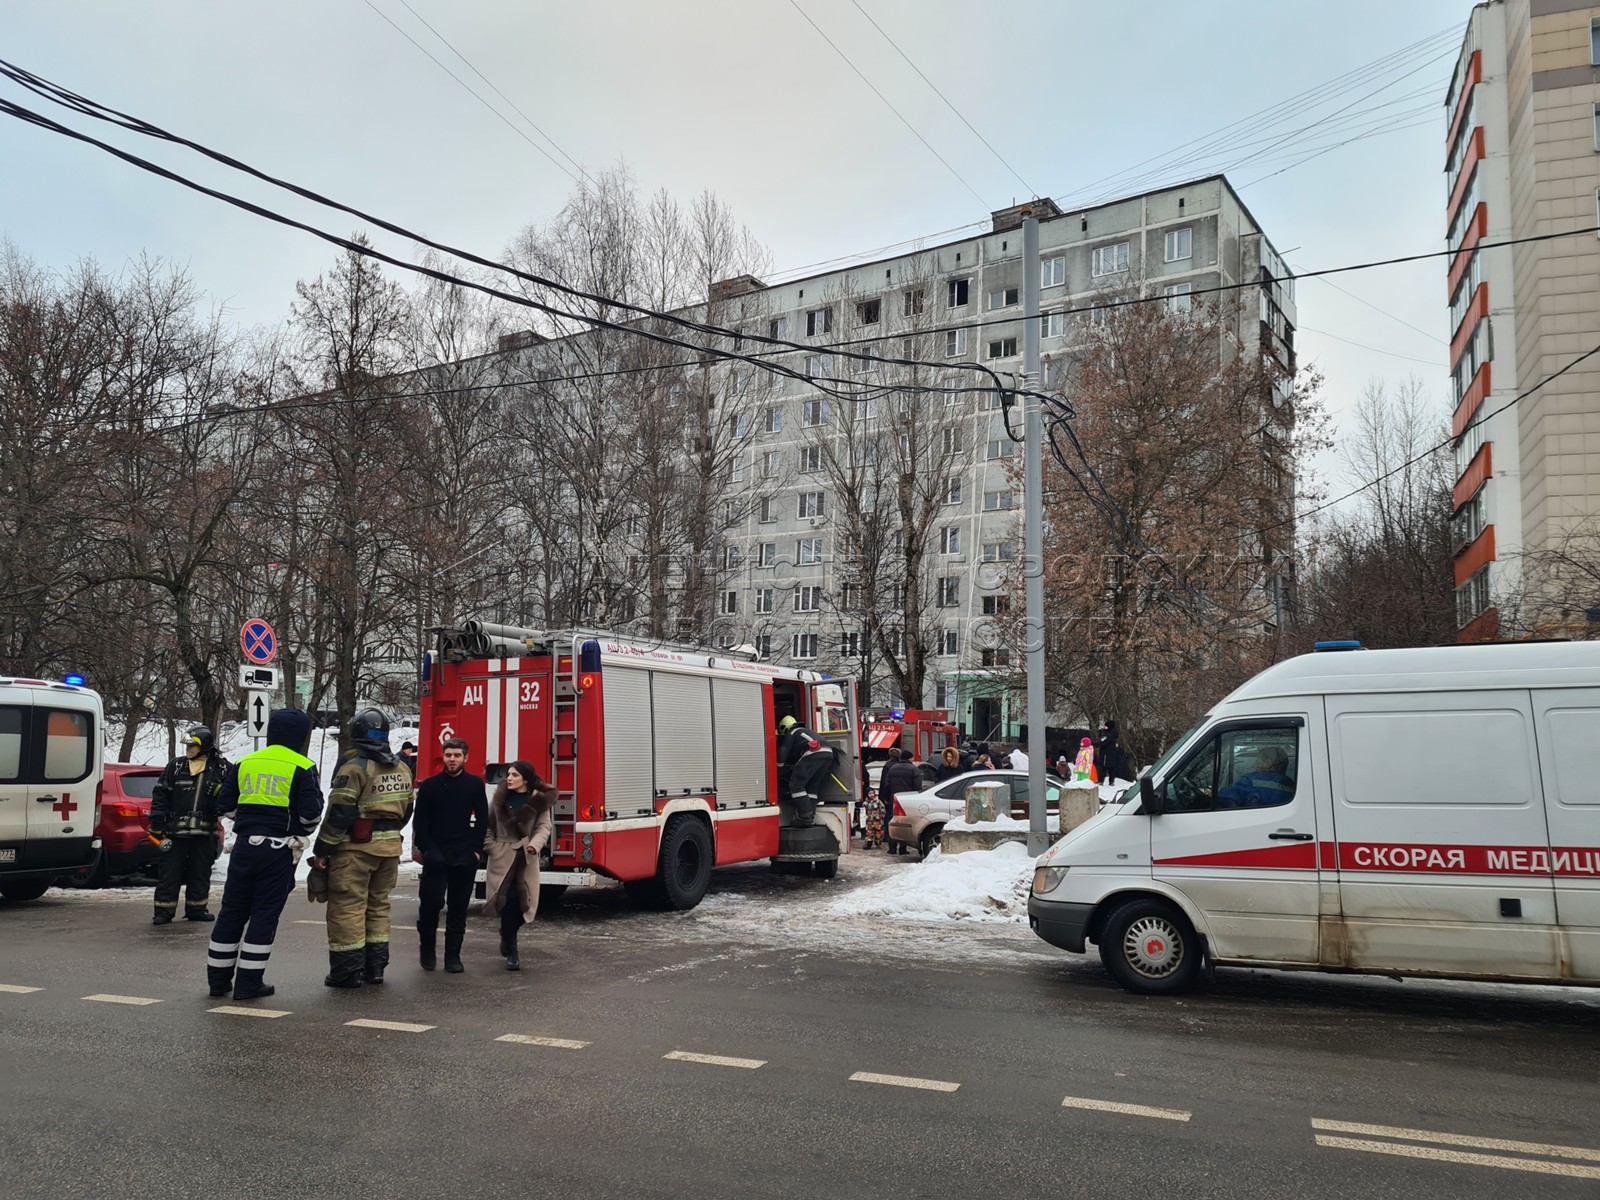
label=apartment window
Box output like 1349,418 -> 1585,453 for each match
946,328 -> 968,357
1592,16 -> 1600,65
947,278 -> 970,308
799,537 -> 823,565
1163,283 -> 1193,314
987,337 -> 1018,360
987,287 -> 1019,310
1164,227 -> 1192,262
807,354 -> 834,379
981,595 -> 1012,615
769,315 -> 789,339
758,495 -> 776,523
802,398 -> 829,427
862,395 -> 878,419
857,298 -> 881,327
983,542 -> 1014,562
1041,312 -> 1065,338
903,288 -> 924,317
723,545 -> 742,569
983,489 -> 1014,511
729,411 -> 749,438
939,577 -> 960,607
755,587 -> 774,614
1455,567 -> 1491,628
758,542 -> 777,568
941,526 -> 961,555
792,633 -> 819,659
728,368 -> 750,397
980,648 -> 1011,667
762,450 -> 781,477
841,631 -> 862,657
725,499 -> 744,524
851,443 -> 877,468
986,439 -> 1016,461
795,585 -> 822,612
719,590 -> 739,615
934,680 -> 952,707
807,306 -> 833,336
1040,256 -> 1066,287
754,634 -> 772,658
798,491 -> 825,519
851,351 -> 879,376
840,582 -> 861,610
940,630 -> 959,656
942,428 -> 964,455
946,477 -> 963,504
764,406 -> 783,433
1092,242 -> 1129,277
978,390 -> 1005,411
798,445 -> 822,472
730,456 -> 746,483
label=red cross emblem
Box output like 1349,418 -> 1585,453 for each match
52,795 -> 77,821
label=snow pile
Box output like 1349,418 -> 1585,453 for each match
946,812 -> 1059,833
826,841 -> 1035,924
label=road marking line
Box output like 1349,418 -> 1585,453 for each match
1062,1096 -> 1191,1122
0,984 -> 42,994
1311,1119 -> 1600,1163
82,994 -> 160,1006
849,1071 -> 959,1093
664,1050 -> 766,1070
293,920 -> 323,925
345,1018 -> 434,1033
496,1034 -> 591,1050
1315,1136 -> 1600,1180
209,1005 -> 290,1019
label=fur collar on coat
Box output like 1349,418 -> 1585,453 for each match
489,784 -> 548,839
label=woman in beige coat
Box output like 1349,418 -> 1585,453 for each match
482,759 -> 556,970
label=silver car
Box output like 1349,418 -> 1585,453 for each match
886,769 -> 1069,858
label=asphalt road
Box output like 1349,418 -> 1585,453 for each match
3,856 -> 1599,1200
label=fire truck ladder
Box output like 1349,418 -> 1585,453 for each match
551,662 -> 580,855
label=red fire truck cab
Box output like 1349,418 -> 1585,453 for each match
420,622 -> 860,910
861,709 -> 959,770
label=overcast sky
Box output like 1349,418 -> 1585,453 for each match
3,0 -> 1470,496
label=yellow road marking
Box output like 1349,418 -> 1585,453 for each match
496,1034 -> 590,1049
209,1005 -> 290,1019
1311,1119 -> 1600,1163
1315,1136 -> 1600,1180
664,1050 -> 766,1069
345,1018 -> 434,1033
0,984 -> 42,994
82,994 -> 160,1006
1062,1095 -> 1191,1122
848,1071 -> 959,1093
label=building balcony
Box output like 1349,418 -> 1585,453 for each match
1458,606 -> 1499,643
1448,203 -> 1486,296
1452,361 -> 1491,438
1454,524 -> 1496,588
1449,282 -> 1488,374
1445,50 -> 1481,156
1452,441 -> 1492,512
1445,127 -> 1485,231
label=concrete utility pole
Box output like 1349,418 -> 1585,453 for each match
1022,212 -> 1049,856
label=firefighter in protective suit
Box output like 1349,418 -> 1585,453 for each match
777,714 -> 834,827
149,725 -> 230,925
310,709 -> 415,988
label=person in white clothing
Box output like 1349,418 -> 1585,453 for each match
1010,746 -> 1029,772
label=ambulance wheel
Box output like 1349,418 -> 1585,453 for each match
0,879 -> 51,903
1098,898 -> 1201,995
812,858 -> 838,879
657,817 -> 713,911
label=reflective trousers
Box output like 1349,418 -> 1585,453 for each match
207,838 -> 296,993
325,848 -> 399,953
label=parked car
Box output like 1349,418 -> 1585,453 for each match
71,762 -> 223,888
887,769 -> 1069,859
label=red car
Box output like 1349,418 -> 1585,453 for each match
69,763 -> 165,887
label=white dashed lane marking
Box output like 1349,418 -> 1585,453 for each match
345,1018 -> 435,1033
0,984 -> 42,994
1062,1096 -> 1192,1122
497,1034 -> 591,1050
209,1005 -> 291,1019
664,1050 -> 766,1070
849,1071 -> 959,1093
1312,1119 -> 1600,1179
82,994 -> 161,1006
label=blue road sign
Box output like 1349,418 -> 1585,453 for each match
240,619 -> 278,664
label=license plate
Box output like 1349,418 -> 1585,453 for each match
0,849 -> 15,863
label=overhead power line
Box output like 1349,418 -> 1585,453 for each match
785,0 -> 991,212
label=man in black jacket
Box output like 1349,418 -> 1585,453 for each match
412,737 -> 488,973
149,725 -> 231,925
878,748 -> 922,856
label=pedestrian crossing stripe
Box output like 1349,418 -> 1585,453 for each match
345,1018 -> 435,1033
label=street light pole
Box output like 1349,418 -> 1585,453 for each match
1022,212 -> 1049,856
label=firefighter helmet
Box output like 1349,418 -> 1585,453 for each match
183,725 -> 215,756
349,707 -> 391,743
778,715 -> 797,733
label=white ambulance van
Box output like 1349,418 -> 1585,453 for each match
1028,642 -> 1600,994
0,677 -> 104,903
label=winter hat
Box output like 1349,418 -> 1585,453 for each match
1080,736 -> 1092,747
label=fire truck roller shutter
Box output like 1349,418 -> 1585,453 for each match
652,671 -> 716,796
604,667 -> 656,818
713,678 -> 768,808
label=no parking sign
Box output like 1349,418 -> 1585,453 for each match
240,618 -> 277,664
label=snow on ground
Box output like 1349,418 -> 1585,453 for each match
827,842 -> 1034,924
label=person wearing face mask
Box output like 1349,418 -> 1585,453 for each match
148,725 -> 231,926
482,759 -> 557,971
412,737 -> 488,974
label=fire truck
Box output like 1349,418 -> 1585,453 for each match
861,708 -> 960,772
419,622 -> 860,910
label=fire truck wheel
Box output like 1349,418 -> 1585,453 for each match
657,816 -> 713,911
812,858 -> 838,879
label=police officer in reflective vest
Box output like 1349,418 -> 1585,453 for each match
311,708 -> 415,988
206,708 -> 324,1000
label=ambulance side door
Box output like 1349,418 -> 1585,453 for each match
1530,688 -> 1600,982
0,699 -> 30,871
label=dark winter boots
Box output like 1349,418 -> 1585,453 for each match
232,970 -> 275,1001
324,949 -> 365,989
418,925 -> 437,971
501,911 -> 523,971
151,911 -> 173,926
364,942 -> 389,986
443,932 -> 464,974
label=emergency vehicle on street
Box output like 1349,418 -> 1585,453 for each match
1028,641 -> 1600,994
420,622 -> 860,910
0,676 -> 104,902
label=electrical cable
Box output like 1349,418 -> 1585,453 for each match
1298,326 -> 1442,366
784,0 -> 991,212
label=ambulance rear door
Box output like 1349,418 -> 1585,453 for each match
0,693 -> 30,873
